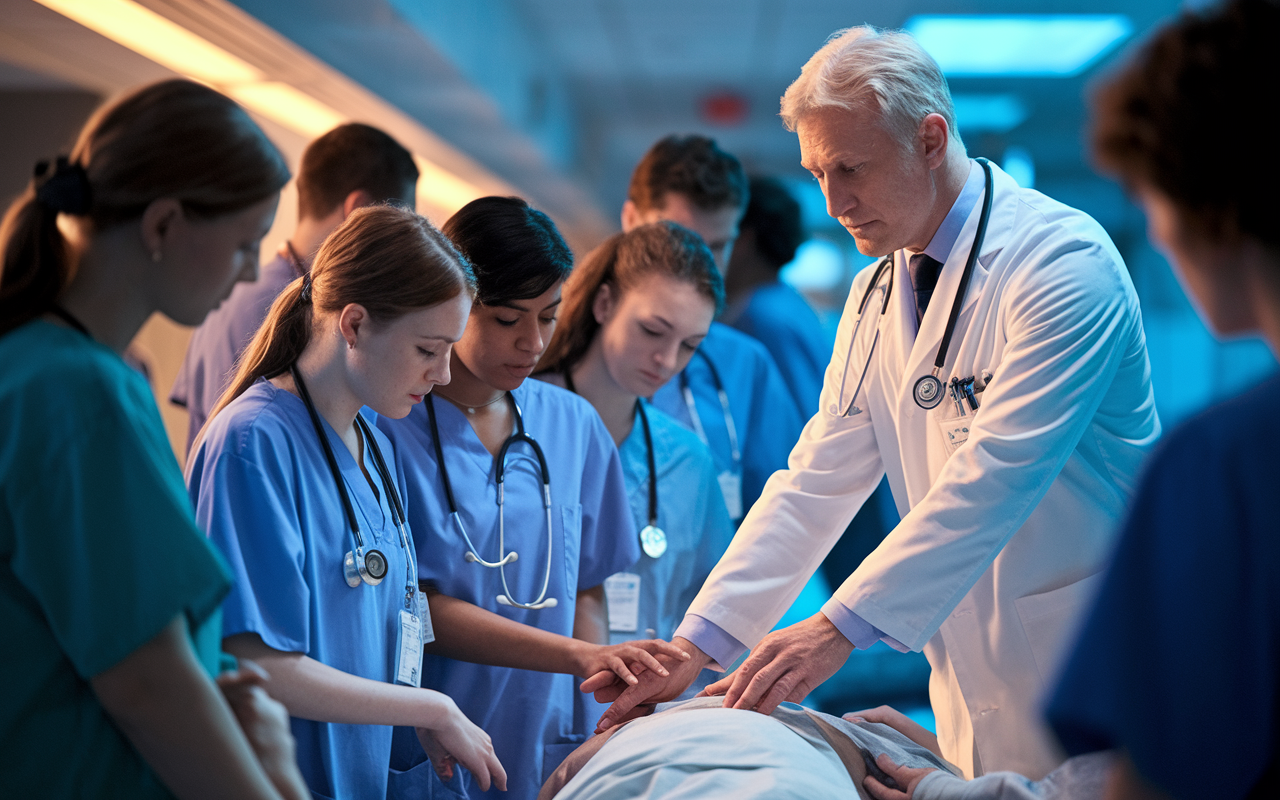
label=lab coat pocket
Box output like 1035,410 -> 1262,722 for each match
561,504 -> 582,593
932,406 -> 973,457
1014,572 -> 1105,686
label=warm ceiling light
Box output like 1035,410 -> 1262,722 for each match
414,156 -> 485,216
228,82 -> 347,139
35,0 -> 262,84
906,15 -> 1132,77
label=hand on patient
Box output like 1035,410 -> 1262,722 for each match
845,706 -> 943,761
573,638 -> 691,684
582,636 -> 709,732
700,613 -> 853,715
862,752 -> 938,800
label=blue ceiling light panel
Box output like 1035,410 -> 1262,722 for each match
905,15 -> 1133,77
951,94 -> 1029,133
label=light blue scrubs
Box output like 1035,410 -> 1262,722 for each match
187,380 -> 425,800
651,321 -> 803,523
378,379 -> 638,800
609,401 -> 733,644
726,282 -> 833,419
171,252 -> 299,451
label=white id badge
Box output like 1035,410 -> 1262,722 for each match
604,572 -> 640,633
395,610 -> 422,687
417,590 -> 434,645
717,470 -> 743,520
936,415 -> 971,456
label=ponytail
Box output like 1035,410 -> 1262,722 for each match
538,221 -> 722,375
0,191 -> 71,335
208,204 -> 474,427
0,79 -> 289,337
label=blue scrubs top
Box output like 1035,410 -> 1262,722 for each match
188,380 -> 415,800
171,253 -> 299,452
726,282 -> 832,419
378,379 -> 638,800
1046,374 -> 1280,799
1,320 -> 232,799
609,401 -> 734,644
651,321 -> 803,522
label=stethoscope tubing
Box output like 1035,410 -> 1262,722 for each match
425,392 -> 557,610
843,158 -> 994,414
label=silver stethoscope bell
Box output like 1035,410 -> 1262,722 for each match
344,547 -> 388,588
640,524 -> 668,559
913,373 -> 945,409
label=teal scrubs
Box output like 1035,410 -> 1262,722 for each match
0,320 -> 232,799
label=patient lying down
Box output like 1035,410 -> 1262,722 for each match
538,698 -> 1113,800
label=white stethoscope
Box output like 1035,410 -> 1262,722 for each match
564,371 -> 668,559
291,365 -> 417,611
677,350 -> 741,477
424,393 -> 558,610
837,158 -> 994,417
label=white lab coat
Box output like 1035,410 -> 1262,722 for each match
685,162 -> 1160,781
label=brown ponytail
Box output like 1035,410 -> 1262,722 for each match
0,79 -> 290,335
209,204 -> 475,422
538,221 -> 724,374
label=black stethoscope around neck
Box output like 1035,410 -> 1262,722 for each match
564,371 -> 667,559
424,392 -> 558,610
289,365 -> 417,610
837,158 -> 995,416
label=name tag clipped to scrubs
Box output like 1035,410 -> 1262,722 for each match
394,591 -> 433,687
604,572 -> 640,633
717,470 -> 743,521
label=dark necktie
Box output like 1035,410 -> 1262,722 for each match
909,253 -> 943,324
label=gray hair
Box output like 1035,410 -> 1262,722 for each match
780,26 -> 964,154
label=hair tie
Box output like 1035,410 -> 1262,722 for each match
300,271 -> 314,303
34,156 -> 92,215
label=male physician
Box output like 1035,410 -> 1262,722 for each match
592,26 -> 1159,781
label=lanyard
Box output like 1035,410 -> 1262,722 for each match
677,349 -> 741,467
290,364 -> 415,604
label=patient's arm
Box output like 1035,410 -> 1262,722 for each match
845,706 -> 944,760
863,753 -> 937,800
536,723 -> 630,800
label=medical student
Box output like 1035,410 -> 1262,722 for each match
377,196 -> 686,800
0,79 -> 307,798
1045,3 -> 1280,799
624,136 -> 803,523
535,222 -> 735,677
722,176 -> 832,419
592,26 -> 1160,783
188,204 -> 505,799
172,123 -> 418,453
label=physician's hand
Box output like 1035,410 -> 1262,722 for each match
583,637 -> 710,732
216,659 -> 309,800
700,613 -> 852,715
418,698 -> 507,792
862,753 -> 937,800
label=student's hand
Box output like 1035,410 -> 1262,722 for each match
713,613 -> 853,716
584,637 -> 710,733
863,753 -> 937,800
418,698 -> 507,792
217,660 -> 309,800
844,706 -> 943,760
573,638 -> 691,685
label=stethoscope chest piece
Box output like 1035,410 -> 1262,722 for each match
344,547 -> 388,588
913,374 -> 945,410
639,524 -> 668,559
